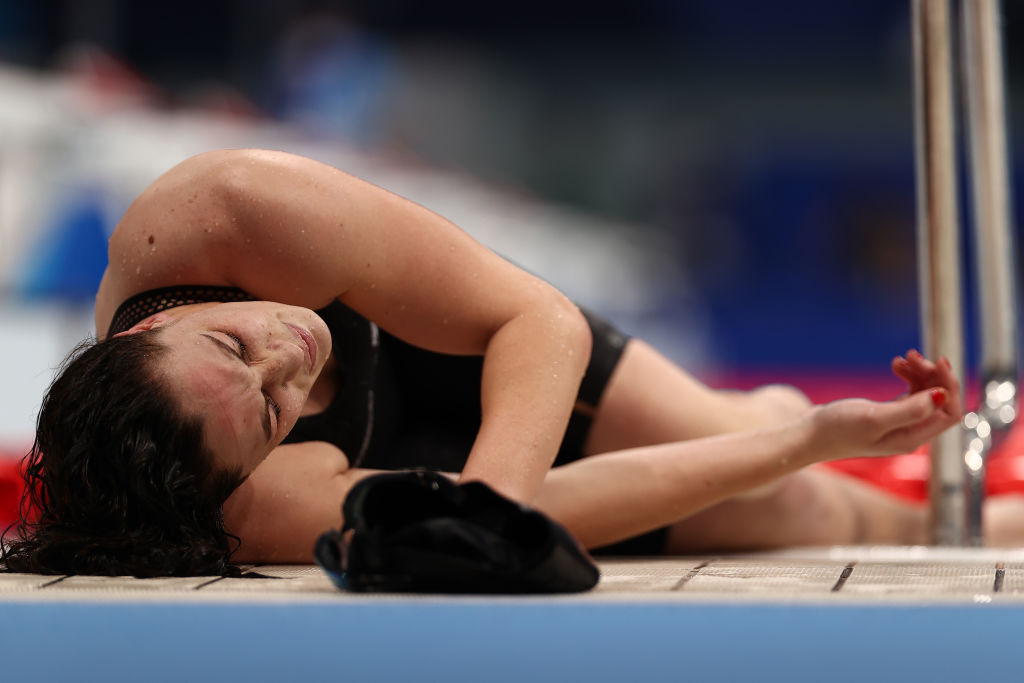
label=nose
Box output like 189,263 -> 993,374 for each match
257,339 -> 304,386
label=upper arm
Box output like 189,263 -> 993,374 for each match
222,440 -> 377,564
101,148 -> 583,353
220,149 -> 581,354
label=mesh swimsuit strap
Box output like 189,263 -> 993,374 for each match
107,285 -> 256,338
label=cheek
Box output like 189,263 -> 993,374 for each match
284,387 -> 310,420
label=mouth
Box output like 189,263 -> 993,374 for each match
285,323 -> 317,371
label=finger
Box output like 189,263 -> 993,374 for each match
933,356 -> 960,389
901,351 -> 958,402
880,388 -> 949,430
872,389 -> 956,451
906,349 -> 938,376
891,356 -> 917,384
892,356 -> 938,398
877,409 -> 957,454
930,356 -> 962,414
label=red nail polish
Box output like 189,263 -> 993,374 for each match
930,389 -> 947,408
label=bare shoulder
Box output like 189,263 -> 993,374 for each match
95,148 -> 370,333
96,149 -> 262,333
222,440 -> 380,564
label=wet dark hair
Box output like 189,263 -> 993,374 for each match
0,331 -> 245,577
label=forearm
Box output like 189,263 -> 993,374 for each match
459,301 -> 592,503
533,415 -> 822,549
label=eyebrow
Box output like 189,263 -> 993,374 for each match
200,334 -> 272,443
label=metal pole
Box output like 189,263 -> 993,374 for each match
960,0 -> 1018,544
913,0 -> 968,545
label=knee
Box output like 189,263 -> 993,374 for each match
748,384 -> 813,421
766,472 -> 863,545
715,384 -> 812,431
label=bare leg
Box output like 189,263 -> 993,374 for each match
983,494 -> 1024,546
664,467 -> 928,552
585,339 -> 812,455
584,340 -> 928,550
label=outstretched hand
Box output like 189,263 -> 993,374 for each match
811,350 -> 962,460
891,349 -> 960,403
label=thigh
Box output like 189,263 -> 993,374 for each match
662,467 -> 927,552
585,340 -> 811,456
584,340 -> 740,455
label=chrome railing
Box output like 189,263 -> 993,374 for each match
913,0 -> 1019,545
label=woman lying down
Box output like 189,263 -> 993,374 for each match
3,149 -> 1015,577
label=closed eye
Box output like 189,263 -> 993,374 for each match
225,333 -> 248,361
199,333 -> 274,443
266,393 -> 281,422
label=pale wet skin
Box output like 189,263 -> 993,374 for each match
114,301 -> 333,476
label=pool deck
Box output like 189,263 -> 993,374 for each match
6,545 -> 1024,604
4,547 -> 1024,682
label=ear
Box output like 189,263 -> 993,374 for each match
111,312 -> 174,338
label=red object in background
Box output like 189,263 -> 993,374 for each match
716,369 -> 1024,502
985,424 -> 1024,497
821,416 -> 1024,502
824,452 -> 930,502
824,434 -> 1024,502
0,455 -> 26,531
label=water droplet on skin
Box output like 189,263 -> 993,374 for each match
135,266 -> 141,274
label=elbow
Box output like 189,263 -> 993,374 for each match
550,295 -> 593,379
200,149 -> 271,204
570,304 -> 594,373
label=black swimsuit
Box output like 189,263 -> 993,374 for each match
108,285 -> 667,554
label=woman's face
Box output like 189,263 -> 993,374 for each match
120,301 -> 332,476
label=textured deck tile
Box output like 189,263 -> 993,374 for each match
683,560 -> 848,595
48,575 -> 214,592
594,558 -> 707,592
200,565 -> 337,594
841,562 -> 996,595
0,572 -> 65,593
